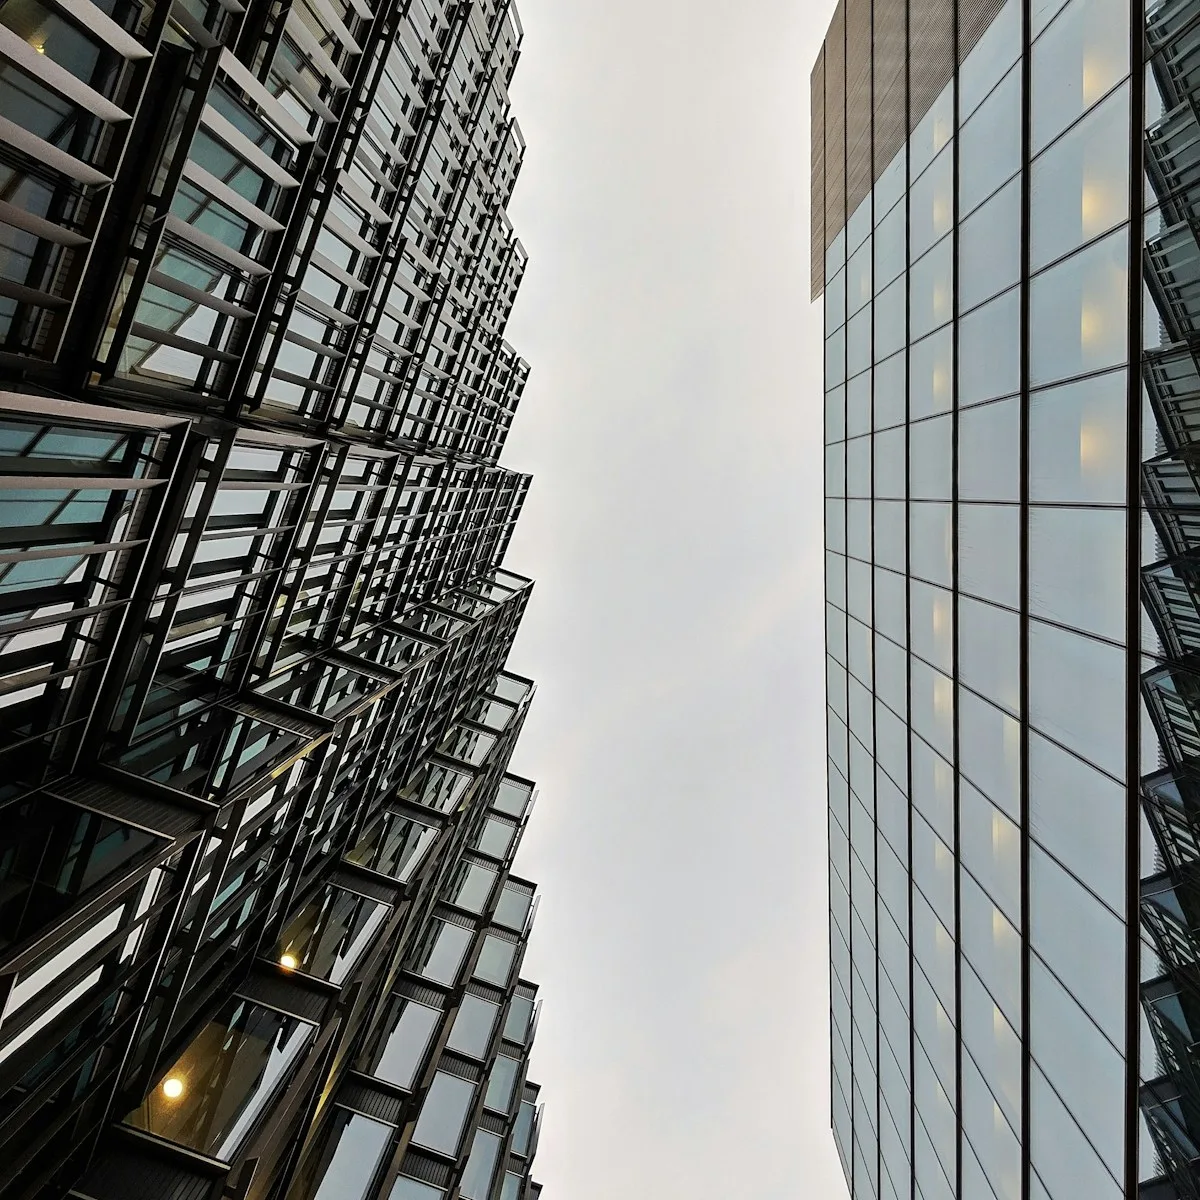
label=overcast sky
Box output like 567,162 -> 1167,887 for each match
497,0 -> 845,1195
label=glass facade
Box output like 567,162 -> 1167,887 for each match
0,0 -> 548,1197
813,0 -> 1159,1196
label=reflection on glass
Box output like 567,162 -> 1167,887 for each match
460,1130 -> 502,1200
1028,370 -> 1126,503
1029,227 -> 1128,387
125,998 -> 314,1159
413,920 -> 473,986
495,884 -> 533,931
485,1053 -> 520,1113
473,934 -> 517,986
411,1072 -> 474,1156
344,809 -> 438,883
475,817 -> 515,860
447,994 -> 498,1060
504,994 -> 534,1045
512,1100 -> 536,1157
277,887 -> 388,984
1030,83 -> 1129,270
493,779 -> 532,818
389,1177 -> 444,1200
909,327 -> 953,420
449,861 -> 498,913
307,1109 -> 392,1200
370,998 -> 440,1089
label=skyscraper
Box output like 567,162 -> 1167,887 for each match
0,2 -> 546,1199
813,0 -> 1200,1196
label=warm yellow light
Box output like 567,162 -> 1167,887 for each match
933,194 -> 951,233
1080,303 -> 1099,348
932,364 -> 949,401
280,953 -> 298,970
162,1077 -> 184,1100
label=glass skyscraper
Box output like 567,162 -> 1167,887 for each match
0,1 -> 547,1199
814,0 -> 1200,1196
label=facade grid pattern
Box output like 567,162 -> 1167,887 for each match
0,1 -> 548,1199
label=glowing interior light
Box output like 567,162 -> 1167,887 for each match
162,1077 -> 184,1100
279,953 -> 298,970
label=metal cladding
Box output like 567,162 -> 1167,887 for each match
0,1 -> 546,1199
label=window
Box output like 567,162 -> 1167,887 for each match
473,934 -> 517,986
411,1072 -> 474,1156
446,995 -> 498,1059
484,1053 -> 520,1112
309,1110 -> 392,1200
459,1130 -> 502,1200
414,920 -> 472,986
370,998 -> 440,1089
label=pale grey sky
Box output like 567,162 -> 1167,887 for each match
498,0 -> 845,1195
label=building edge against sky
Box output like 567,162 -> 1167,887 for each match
815,0 -> 1200,1197
0,1 -> 549,1200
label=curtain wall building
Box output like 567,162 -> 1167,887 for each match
815,0 -> 1200,1197
0,2 -> 547,1200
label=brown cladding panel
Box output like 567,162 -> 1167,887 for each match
845,0 -> 873,220
959,0 -> 1008,62
824,0 -> 846,254
909,0 -> 955,133
873,0 -> 907,178
812,47 -> 826,300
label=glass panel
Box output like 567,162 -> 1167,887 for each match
959,597 -> 1021,712
910,502 -> 953,588
389,1180 -> 444,1200
960,398 -> 1020,502
125,998 -> 314,1159
960,287 -> 1021,406
911,144 -> 954,261
309,1110 -> 392,1200
484,1053 -> 520,1113
277,887 -> 387,984
910,237 -> 954,341
504,994 -> 534,1044
1029,506 -> 1125,641
960,0 -> 1022,120
414,920 -> 473,986
446,994 -> 498,1059
494,884 -> 533,931
959,504 -> 1020,609
450,862 -> 498,914
910,327 -> 953,421
960,65 -> 1022,216
1028,370 -> 1126,503
910,415 -> 953,501
960,178 -> 1021,312
1028,620 -> 1125,778
1029,227 -> 1128,388
1030,83 -> 1130,271
474,934 -> 517,986
1031,0 -> 1130,153
411,1072 -> 474,1156
370,998 -> 440,1089
460,1130 -> 502,1200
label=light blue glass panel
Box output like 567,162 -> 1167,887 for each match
910,661 -> 953,775
1029,506 -> 1125,641
848,498 -> 870,559
961,870 -> 1022,1027
963,1048 -> 1021,1200
960,776 -> 1021,924
911,237 -> 954,341
911,82 -> 955,181
960,65 -> 1022,217
876,274 -> 907,361
959,688 -> 1021,821
962,958 -> 1023,1128
877,146 -> 907,217
826,326 -> 846,388
848,371 -> 872,437
848,236 -> 873,315
1028,370 -> 1127,503
1028,619 -> 1125,778
959,598 -> 1021,713
826,384 -> 846,443
959,287 -> 1021,406
913,885 -> 956,1013
1030,956 -> 1125,1180
848,306 -> 871,378
910,326 -> 953,421
1031,0 -> 1130,152
1030,229 -> 1129,388
1030,83 -> 1130,271
311,1112 -> 391,1200
874,427 -> 905,499
875,566 -> 907,646
1030,1067 -> 1123,1200
911,579 -> 954,674
1028,732 -> 1125,912
876,199 -> 906,290
911,144 -> 954,260
875,499 -> 907,573
1030,844 -> 1125,1044
875,350 -> 906,429
960,0 -> 1022,120
960,398 -> 1020,502
912,810 -> 955,931
959,504 -> 1020,610
914,1035 -> 957,1166
910,501 -> 953,587
960,177 -> 1021,312
826,263 -> 847,332
911,733 -> 955,844
910,415 -> 953,501
846,435 -> 870,498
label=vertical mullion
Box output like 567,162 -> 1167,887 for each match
1125,0 -> 1146,1195
1018,1 -> 1033,1198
